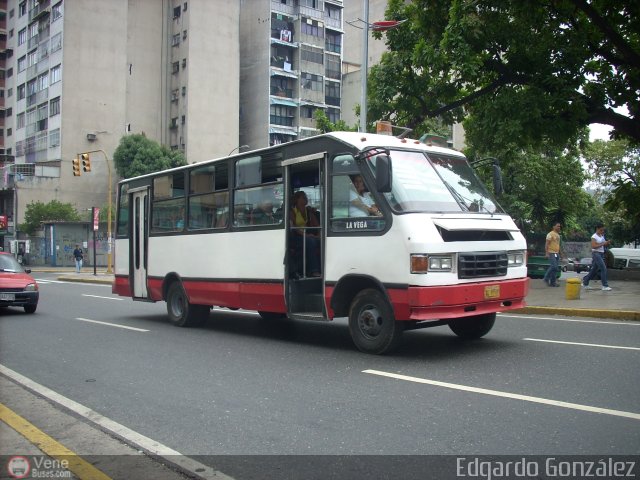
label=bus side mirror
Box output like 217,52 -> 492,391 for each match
376,155 -> 392,193
492,163 -> 503,196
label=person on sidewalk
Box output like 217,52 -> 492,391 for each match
543,222 -> 562,287
582,223 -> 612,291
73,244 -> 84,273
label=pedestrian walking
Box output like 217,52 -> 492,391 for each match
73,244 -> 84,273
543,222 -> 562,287
582,223 -> 612,291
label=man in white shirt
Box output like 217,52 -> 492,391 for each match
582,223 -> 612,291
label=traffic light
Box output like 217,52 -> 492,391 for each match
72,157 -> 81,176
81,153 -> 91,172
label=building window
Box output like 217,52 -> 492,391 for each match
50,65 -> 61,84
182,86 -> 186,96
172,61 -> 179,73
7,88 -> 12,98
172,34 -> 180,46
181,115 -> 186,125
325,82 -> 340,106
301,18 -> 323,38
301,44 -> 323,64
19,2 -> 26,17
183,30 -> 187,40
17,56 -> 26,73
6,108 -> 12,117
182,58 -> 186,68
173,6 -> 181,18
49,128 -> 60,147
50,96 -> 60,116
270,105 -> 295,126
326,55 -> 340,80
38,72 -> 49,90
51,32 -> 62,52
52,2 -> 63,21
18,28 -> 27,45
7,128 -> 12,137
6,68 -> 13,78
326,31 -> 341,54
183,2 -> 188,12
299,0 -> 318,8
17,84 -> 26,100
300,72 -> 323,91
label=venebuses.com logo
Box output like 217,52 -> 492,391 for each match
6,456 -> 30,479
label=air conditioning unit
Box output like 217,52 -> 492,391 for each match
86,133 -> 97,141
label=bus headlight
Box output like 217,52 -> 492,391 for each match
411,254 -> 453,273
507,250 -> 525,267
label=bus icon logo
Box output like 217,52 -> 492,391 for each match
7,456 -> 30,478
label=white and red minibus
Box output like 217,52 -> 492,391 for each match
113,132 -> 529,354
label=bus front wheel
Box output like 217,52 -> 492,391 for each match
166,282 -> 208,327
448,313 -> 496,339
348,289 -> 403,354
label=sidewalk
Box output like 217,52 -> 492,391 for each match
32,267 -> 640,321
516,277 -> 640,321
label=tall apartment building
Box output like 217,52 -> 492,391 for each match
0,0 -> 239,245
239,0 -> 344,150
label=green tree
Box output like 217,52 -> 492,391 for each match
113,134 -> 187,179
483,145 -> 589,239
314,109 -> 356,133
20,200 -> 81,235
582,139 -> 640,244
368,0 -> 639,147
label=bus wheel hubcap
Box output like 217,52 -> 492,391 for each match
359,306 -> 383,338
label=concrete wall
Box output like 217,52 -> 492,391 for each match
239,0 -> 270,151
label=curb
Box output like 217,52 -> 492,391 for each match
513,306 -> 640,321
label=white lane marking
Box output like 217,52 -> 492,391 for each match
524,337 -> 640,351
82,294 -> 123,301
35,278 -> 70,284
75,317 -> 149,332
363,369 -> 640,421
499,313 -> 638,326
0,364 -> 234,480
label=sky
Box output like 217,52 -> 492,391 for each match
589,123 -> 612,141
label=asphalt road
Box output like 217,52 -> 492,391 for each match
1,273 -> 639,478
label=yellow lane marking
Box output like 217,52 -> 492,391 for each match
0,402 -> 112,480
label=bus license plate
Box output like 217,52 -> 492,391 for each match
0,293 -> 15,301
484,285 -> 500,299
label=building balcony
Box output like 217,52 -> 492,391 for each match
29,0 -> 51,23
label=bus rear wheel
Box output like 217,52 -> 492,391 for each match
348,288 -> 403,354
448,312 -> 496,339
166,282 -> 208,327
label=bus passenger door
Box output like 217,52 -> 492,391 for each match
131,189 -> 149,299
283,154 -> 326,319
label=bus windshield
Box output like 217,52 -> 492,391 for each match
375,150 -> 502,214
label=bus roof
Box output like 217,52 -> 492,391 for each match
118,131 -> 464,185
326,131 -> 464,157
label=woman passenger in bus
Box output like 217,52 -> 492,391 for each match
349,175 -> 382,217
290,191 -> 321,277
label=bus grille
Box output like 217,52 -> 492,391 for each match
458,252 -> 508,278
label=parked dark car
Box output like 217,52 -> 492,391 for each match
0,252 -> 39,313
574,257 -> 592,274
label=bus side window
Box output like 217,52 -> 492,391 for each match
331,175 -> 352,218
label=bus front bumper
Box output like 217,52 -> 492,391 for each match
390,278 -> 529,322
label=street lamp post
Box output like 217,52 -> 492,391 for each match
350,2 -> 405,133
360,0 -> 370,134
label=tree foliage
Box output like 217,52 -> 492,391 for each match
21,200 -> 81,235
113,134 -> 187,179
368,0 -> 640,147
582,139 -> 640,244
314,109 -> 356,133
